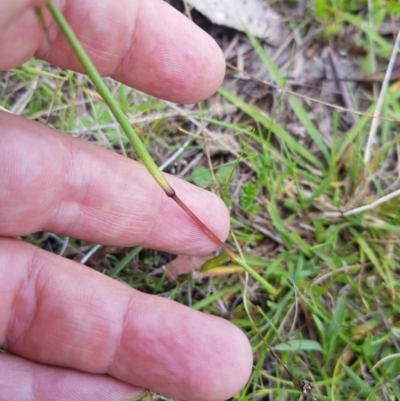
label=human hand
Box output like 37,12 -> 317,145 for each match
0,1 -> 253,400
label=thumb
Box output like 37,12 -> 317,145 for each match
0,0 -> 50,69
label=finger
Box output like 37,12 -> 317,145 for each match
0,0 -> 47,68
0,0 -> 44,34
1,238 -> 253,401
0,354 -> 142,401
0,0 -> 225,103
0,111 -> 229,256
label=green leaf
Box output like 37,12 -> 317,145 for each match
108,247 -> 142,278
339,12 -> 393,56
244,33 -> 330,163
267,202 -> 311,257
216,164 -> 232,183
273,339 -> 323,352
191,166 -> 213,188
388,2 -> 400,13
342,365 -> 377,400
240,182 -> 258,211
192,284 -> 242,310
219,87 -> 320,168
121,390 -> 148,401
312,0 -> 333,19
304,177 -> 332,207
289,97 -> 330,162
201,253 -> 231,271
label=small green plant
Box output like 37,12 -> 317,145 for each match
240,182 -> 259,214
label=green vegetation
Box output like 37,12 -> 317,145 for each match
2,0 -> 399,399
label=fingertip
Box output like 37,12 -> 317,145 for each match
173,20 -> 226,103
197,317 -> 253,401
161,175 -> 231,255
169,302 -> 254,401
114,0 -> 226,103
107,293 -> 252,401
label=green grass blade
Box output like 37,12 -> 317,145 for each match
245,32 -> 330,163
46,2 -> 173,194
219,87 -> 320,167
235,257 -> 277,294
108,247 -> 142,278
342,365 -> 378,401
192,284 -> 242,310
273,339 -> 323,352
339,13 -> 393,56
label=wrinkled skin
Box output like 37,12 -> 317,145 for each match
0,1 -> 253,400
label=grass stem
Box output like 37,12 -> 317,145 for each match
45,1 -> 277,295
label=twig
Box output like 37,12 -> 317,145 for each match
58,236 -> 69,256
311,264 -> 363,285
325,47 -> 357,125
0,106 -> 12,113
80,244 -> 102,264
371,353 -> 400,371
159,136 -> 192,171
226,62 -> 400,124
367,0 -> 379,100
235,213 -> 282,244
165,101 -> 254,169
177,152 -> 203,178
181,0 -> 192,20
343,188 -> 400,216
364,30 -> 400,164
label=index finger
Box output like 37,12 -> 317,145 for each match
0,0 -> 226,103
